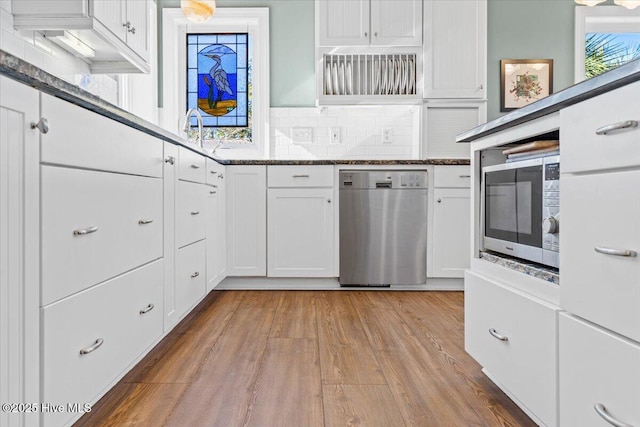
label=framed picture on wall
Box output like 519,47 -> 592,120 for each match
500,59 -> 553,112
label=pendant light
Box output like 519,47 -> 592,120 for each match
614,0 -> 640,8
181,0 -> 216,23
574,0 -> 607,5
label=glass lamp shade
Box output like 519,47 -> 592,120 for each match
614,0 -> 640,8
181,0 -> 216,23
574,0 -> 606,5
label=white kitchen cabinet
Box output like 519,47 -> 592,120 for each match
42,260 -> 163,427
175,240 -> 207,319
431,188 -> 470,278
465,270 -> 558,427
226,166 -> 267,276
317,0 -> 422,46
176,180 -> 207,249
559,313 -> 640,427
0,76 -> 40,427
423,0 -> 486,98
179,146 -> 207,184
11,0 -> 150,73
205,159 -> 226,291
561,170 -> 640,343
423,101 -> 485,159
267,188 -> 335,277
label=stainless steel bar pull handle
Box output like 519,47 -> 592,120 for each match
138,219 -> 154,225
139,304 -> 154,315
595,120 -> 638,135
191,164 -> 200,169
191,211 -> 200,215
210,191 -> 217,194
489,328 -> 508,342
594,403 -> 633,427
293,174 -> 310,178
31,117 -> 49,134
594,247 -> 637,257
191,272 -> 200,278
459,175 -> 471,178
73,226 -> 98,236
79,338 -> 104,355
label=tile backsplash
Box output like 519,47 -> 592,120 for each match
0,1 -> 118,104
270,106 -> 420,160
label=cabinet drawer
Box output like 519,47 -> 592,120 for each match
206,158 -> 224,186
42,260 -> 163,427
433,165 -> 471,187
465,271 -> 558,427
179,146 -> 206,183
560,313 -> 640,427
40,94 -> 163,178
176,181 -> 207,248
267,165 -> 334,188
561,171 -> 640,342
41,166 -> 163,305
176,240 -> 206,318
561,80 -> 640,173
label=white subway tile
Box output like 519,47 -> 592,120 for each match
0,0 -> 11,13
0,8 -> 12,31
366,146 -> 388,155
327,146 -> 348,157
327,107 -> 346,118
346,127 -> 364,137
318,117 -> 338,127
23,42 -> 44,68
271,108 -> 290,118
316,135 -> 330,145
278,117 -> 299,128
298,117 -> 319,127
1,29 -> 24,59
346,108 -> 367,118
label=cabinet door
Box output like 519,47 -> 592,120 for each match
423,0 -> 486,98
423,103 -> 484,159
560,313 -> 640,427
226,166 -> 266,276
125,0 -> 150,62
318,0 -> 370,46
267,188 -> 334,277
163,142 -> 179,331
0,76 -> 40,427
92,0 -> 127,42
561,171 -> 640,342
371,0 -> 422,46
206,188 -> 219,291
431,188 -> 470,278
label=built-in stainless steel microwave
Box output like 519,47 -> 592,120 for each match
482,155 -> 559,268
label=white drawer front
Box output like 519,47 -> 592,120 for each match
179,146 -> 206,183
433,165 -> 471,188
267,165 -> 334,188
42,166 -> 163,305
560,313 -> 640,427
561,80 -> 640,174
42,261 -> 163,427
176,181 -> 207,248
176,240 -> 206,318
40,94 -> 163,178
206,158 -> 224,186
465,271 -> 558,427
561,172 -> 640,342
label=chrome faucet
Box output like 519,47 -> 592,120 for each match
182,108 -> 203,148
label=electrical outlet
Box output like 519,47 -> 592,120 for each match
330,127 -> 341,144
291,127 -> 313,144
382,127 -> 393,144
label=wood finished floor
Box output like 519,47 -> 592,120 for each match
75,291 -> 536,427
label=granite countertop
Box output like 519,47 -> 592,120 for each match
0,49 -> 469,167
457,57 -> 640,143
480,251 -> 559,286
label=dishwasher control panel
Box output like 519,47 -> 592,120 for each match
339,170 -> 428,189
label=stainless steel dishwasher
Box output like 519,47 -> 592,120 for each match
339,170 -> 428,286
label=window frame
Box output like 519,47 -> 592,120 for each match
162,8 -> 270,159
574,5 -> 640,83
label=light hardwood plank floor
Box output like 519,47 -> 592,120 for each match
75,291 -> 536,427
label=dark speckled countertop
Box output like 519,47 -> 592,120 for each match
0,49 -> 469,167
457,57 -> 640,142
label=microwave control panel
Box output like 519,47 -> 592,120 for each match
542,157 -> 560,254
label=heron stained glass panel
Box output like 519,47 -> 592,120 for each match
187,33 -> 249,127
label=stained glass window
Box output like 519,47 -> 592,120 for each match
187,33 -> 249,128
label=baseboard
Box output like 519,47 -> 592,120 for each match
217,277 -> 464,291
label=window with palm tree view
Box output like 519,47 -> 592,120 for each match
187,33 -> 253,144
585,32 -> 640,78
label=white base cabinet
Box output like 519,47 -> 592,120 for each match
559,313 -> 640,427
465,270 -> 558,427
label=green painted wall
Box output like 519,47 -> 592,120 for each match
159,0 -> 316,107
487,0 -> 575,120
159,0 -> 576,113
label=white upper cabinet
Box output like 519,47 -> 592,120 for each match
423,0 -> 486,98
318,0 -> 422,47
11,0 -> 150,73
